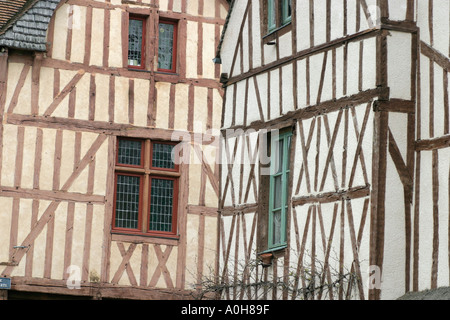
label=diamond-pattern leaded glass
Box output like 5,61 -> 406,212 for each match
149,179 -> 174,232
158,22 -> 175,71
152,143 -> 175,169
115,175 -> 141,229
128,19 -> 143,67
118,139 -> 142,166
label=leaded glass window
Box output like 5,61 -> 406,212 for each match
128,17 -> 145,68
152,143 -> 175,170
149,178 -> 175,232
115,175 -> 141,229
158,21 -> 177,72
118,139 -> 143,167
113,138 -> 180,237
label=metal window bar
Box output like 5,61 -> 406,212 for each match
128,19 -> 143,67
152,143 -> 175,169
115,175 -> 141,229
149,179 -> 174,232
158,22 -> 175,71
118,139 -> 142,166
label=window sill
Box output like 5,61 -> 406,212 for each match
258,246 -> 287,268
111,232 -> 180,246
126,68 -> 179,76
258,245 -> 287,256
263,22 -> 292,44
127,67 -> 151,73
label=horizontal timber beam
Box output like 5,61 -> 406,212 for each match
220,203 -> 259,216
292,185 -> 371,206
0,186 -> 105,204
10,276 -> 194,300
225,28 -> 381,87
6,114 -> 218,146
66,0 -> 226,25
224,21 -> 419,88
222,87 -> 388,135
415,134 -> 450,151
7,55 -> 222,90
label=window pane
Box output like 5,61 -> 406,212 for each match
286,135 -> 292,169
282,0 -> 292,24
272,209 -> 282,245
149,179 -> 175,233
128,19 -> 143,67
158,23 -> 175,71
273,175 -> 282,209
118,139 -> 142,166
267,0 -> 276,32
115,175 -> 141,229
152,143 -> 175,170
275,139 -> 284,174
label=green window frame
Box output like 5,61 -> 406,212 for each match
281,0 -> 292,25
266,0 -> 292,33
268,130 -> 292,250
267,0 -> 277,33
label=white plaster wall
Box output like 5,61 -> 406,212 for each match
278,32 -> 293,59
381,113 -> 409,300
416,148 -> 450,292
388,0 -> 409,21
1,124 -> 17,187
251,0 -> 263,69
0,197 -> 13,263
387,31 -> 412,100
431,0 -> 450,57
296,0 -> 311,50
281,63 -> 295,114
220,0 -> 249,76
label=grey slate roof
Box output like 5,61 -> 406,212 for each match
214,0 -> 233,64
0,0 -> 60,51
398,287 -> 450,300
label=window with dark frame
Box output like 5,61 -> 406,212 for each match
158,19 -> 178,73
127,16 -> 178,73
113,138 -> 180,238
266,0 -> 292,34
128,16 -> 146,69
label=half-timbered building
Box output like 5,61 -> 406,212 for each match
216,0 -> 449,300
0,0 -> 228,300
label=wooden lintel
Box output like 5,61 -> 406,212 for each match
220,203 -> 259,216
0,186 -> 105,204
6,114 -> 218,146
374,99 -> 415,114
187,205 -> 219,217
9,276 -> 194,300
415,135 -> 450,151
292,185 -> 371,206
